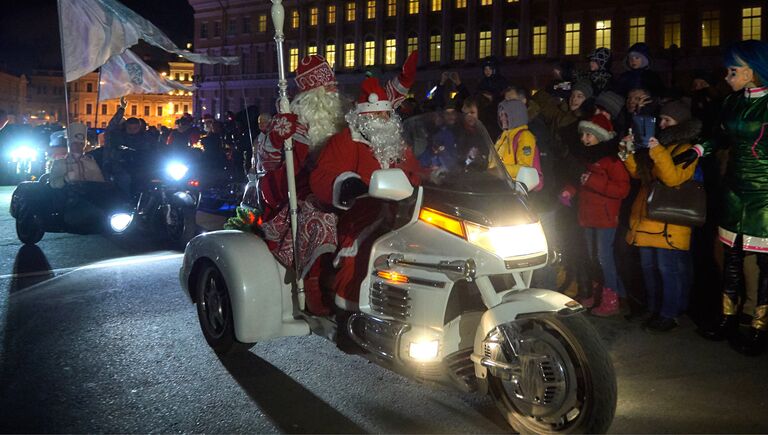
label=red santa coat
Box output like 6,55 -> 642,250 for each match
311,127 -> 422,310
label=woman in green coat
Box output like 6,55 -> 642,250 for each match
679,40 -> 768,356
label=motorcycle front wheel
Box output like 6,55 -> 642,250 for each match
488,313 -> 616,434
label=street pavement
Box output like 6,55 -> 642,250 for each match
0,185 -> 767,433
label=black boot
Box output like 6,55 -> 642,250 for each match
731,328 -> 767,357
697,315 -> 739,341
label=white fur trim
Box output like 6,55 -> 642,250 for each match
356,100 -> 393,114
693,144 -> 704,157
745,86 -> 768,99
332,171 -> 362,210
335,294 -> 359,311
333,214 -> 385,268
718,227 -> 737,247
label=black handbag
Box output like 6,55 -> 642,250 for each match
646,180 -> 707,227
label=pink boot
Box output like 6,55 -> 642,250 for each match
591,288 -> 620,317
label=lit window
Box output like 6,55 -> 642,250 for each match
702,11 -> 720,47
432,0 -> 442,12
344,42 -> 356,67
385,38 -> 397,64
308,45 -> 318,56
291,10 -> 299,29
595,20 -> 611,49
429,34 -> 441,62
407,35 -> 418,55
310,7 -> 318,26
664,14 -> 681,48
478,30 -> 492,59
453,32 -> 466,61
456,0 -> 466,7
742,7 -> 762,40
532,25 -> 547,56
387,0 -> 396,16
628,17 -> 646,45
480,0 -> 492,5
258,15 -> 267,32
507,0 -> 518,2
289,48 -> 299,72
367,0 -> 376,19
408,0 -> 419,14
564,22 -> 580,55
364,39 -> 376,66
326,43 -> 336,68
328,5 -> 337,24
505,27 -> 519,57
346,2 -> 355,21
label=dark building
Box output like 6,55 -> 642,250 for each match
189,0 -> 765,116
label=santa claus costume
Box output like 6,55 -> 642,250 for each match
311,77 -> 423,311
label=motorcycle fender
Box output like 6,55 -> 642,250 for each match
471,289 -> 581,381
169,191 -> 196,208
179,230 -> 309,343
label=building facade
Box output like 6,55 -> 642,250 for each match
0,71 -> 27,117
67,62 -> 195,129
189,0 -> 765,114
26,71 -> 67,124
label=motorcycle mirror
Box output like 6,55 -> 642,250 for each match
515,166 -> 540,193
369,169 -> 414,202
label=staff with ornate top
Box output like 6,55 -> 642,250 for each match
271,0 -> 305,311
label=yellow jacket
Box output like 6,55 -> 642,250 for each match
493,125 -> 537,181
623,143 -> 698,250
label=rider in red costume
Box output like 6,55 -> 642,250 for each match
310,77 -> 422,312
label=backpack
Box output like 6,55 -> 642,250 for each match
508,128 -> 544,191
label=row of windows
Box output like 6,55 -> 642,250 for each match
81,103 -> 189,116
282,6 -> 761,70
199,0 -> 521,37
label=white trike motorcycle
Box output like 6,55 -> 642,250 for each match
179,113 -> 617,434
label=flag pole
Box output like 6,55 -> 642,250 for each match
271,0 -> 305,312
56,0 -> 71,129
94,68 -> 103,131
240,87 -> 255,171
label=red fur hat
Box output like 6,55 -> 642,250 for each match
356,77 -> 392,114
295,55 -> 336,92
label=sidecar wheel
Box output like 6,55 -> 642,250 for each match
16,206 -> 45,245
195,262 -> 254,355
488,313 -> 616,434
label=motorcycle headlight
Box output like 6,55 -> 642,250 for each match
109,213 -> 133,233
166,162 -> 189,181
10,145 -> 37,162
464,221 -> 548,259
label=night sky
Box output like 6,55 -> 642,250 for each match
0,0 -> 194,75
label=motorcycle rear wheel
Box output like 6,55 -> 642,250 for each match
16,206 -> 45,245
488,313 -> 616,434
195,261 -> 255,355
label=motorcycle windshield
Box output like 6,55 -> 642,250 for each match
403,111 -> 515,194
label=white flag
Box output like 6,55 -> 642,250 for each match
58,0 -> 238,82
98,49 -> 194,101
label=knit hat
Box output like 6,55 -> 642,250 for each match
497,99 -> 528,130
660,99 -> 692,124
295,55 -> 336,92
355,77 -> 392,114
572,80 -> 594,99
482,56 -> 500,73
594,91 -> 625,119
588,47 -> 612,71
578,114 -> 615,142
626,43 -> 650,69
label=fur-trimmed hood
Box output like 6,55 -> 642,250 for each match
656,118 -> 702,147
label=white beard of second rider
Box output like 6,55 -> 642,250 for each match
290,85 -> 348,152
345,110 -> 407,169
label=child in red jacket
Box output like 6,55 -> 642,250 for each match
561,114 -> 630,316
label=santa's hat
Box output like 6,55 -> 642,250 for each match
355,77 -> 392,114
578,114 -> 615,142
295,55 -> 336,92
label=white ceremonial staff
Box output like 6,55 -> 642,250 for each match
271,0 -> 305,312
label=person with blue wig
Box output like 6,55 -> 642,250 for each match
680,40 -> 768,356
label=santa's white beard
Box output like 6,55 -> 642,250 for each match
347,111 -> 406,169
290,87 -> 345,150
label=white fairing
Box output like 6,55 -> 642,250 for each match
179,230 -> 309,343
369,168 -> 414,201
515,166 -> 540,192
